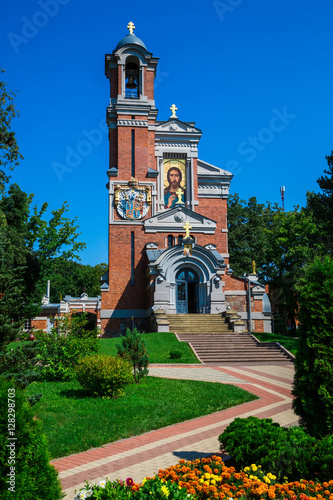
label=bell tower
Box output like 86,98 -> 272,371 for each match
105,22 -> 159,179
102,23 -> 160,335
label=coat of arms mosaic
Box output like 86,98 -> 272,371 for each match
114,178 -> 151,220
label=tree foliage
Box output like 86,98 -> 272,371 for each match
292,255 -> 333,438
0,69 -> 23,192
227,195 -> 318,328
0,378 -> 63,500
305,150 -> 333,254
47,259 -> 107,303
0,184 -> 86,324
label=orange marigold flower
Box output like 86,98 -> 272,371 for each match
214,469 -> 220,475
179,459 -> 185,464
219,493 -> 225,499
323,491 -> 330,497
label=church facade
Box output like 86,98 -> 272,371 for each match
31,24 -> 272,335
97,23 -> 272,336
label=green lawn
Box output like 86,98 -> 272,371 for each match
253,332 -> 299,356
26,376 -> 257,459
99,332 -> 200,363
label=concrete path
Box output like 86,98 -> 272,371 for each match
51,363 -> 297,500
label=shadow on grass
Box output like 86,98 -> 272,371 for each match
59,388 -> 92,399
172,450 -> 225,461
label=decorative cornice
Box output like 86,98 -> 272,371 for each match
156,142 -> 197,149
117,119 -> 148,127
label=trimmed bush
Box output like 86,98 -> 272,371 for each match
0,378 -> 63,500
293,255 -> 333,438
219,416 -> 333,481
76,354 -> 134,398
116,328 -> 149,383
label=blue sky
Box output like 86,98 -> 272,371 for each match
1,0 -> 333,265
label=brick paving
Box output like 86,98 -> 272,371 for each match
51,363 -> 297,499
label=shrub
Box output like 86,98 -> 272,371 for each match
0,378 -> 63,500
293,255 -> 333,438
116,328 -> 149,383
35,313 -> 98,381
76,354 -> 134,398
169,350 -> 182,359
219,416 -> 333,481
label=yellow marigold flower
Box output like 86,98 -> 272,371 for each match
161,485 -> 170,497
244,467 -> 250,472
204,473 -> 211,479
211,480 -> 216,485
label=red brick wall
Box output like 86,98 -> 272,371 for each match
110,67 -> 118,98
145,67 -> 155,100
31,319 -> 47,330
102,225 -> 149,311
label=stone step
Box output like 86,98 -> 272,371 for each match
176,331 -> 292,364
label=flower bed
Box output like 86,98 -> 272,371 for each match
74,456 -> 333,500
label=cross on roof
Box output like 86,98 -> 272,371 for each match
183,221 -> 192,238
170,104 -> 178,118
127,21 -> 135,34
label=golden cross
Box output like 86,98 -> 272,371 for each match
183,221 -> 192,238
170,104 -> 178,118
175,187 -> 183,204
127,21 -> 135,34
252,260 -> 256,274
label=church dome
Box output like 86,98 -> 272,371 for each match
115,33 -> 147,52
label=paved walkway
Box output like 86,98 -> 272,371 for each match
51,363 -> 297,500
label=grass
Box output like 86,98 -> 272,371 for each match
26,376 -> 257,459
253,332 -> 299,356
99,332 -> 200,363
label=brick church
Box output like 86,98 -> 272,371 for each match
32,23 -> 272,335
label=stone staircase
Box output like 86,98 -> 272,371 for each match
166,314 -> 293,364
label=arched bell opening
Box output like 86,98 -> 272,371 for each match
125,58 -> 140,98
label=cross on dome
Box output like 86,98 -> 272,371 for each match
127,21 -> 135,34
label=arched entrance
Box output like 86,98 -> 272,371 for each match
176,268 -> 199,313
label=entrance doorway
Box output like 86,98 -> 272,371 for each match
176,268 -> 199,313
